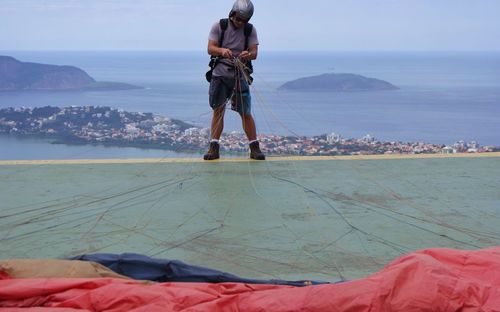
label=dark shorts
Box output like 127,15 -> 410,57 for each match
209,77 -> 252,115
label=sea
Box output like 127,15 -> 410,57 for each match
0,50 -> 499,160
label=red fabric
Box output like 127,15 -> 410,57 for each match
1,248 -> 500,312
0,270 -> 11,280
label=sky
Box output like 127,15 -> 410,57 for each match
1,0 -> 499,51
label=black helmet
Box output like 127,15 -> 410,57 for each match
230,0 -> 254,21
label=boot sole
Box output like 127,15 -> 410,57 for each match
204,156 -> 220,160
250,156 -> 266,160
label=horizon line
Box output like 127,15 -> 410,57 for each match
2,49 -> 500,53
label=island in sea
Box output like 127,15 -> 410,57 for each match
0,56 -> 141,92
1,106 -> 497,156
278,73 -> 399,92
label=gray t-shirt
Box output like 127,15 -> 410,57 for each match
208,20 -> 259,78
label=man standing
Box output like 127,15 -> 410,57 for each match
204,0 -> 265,160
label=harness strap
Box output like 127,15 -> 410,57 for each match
243,22 -> 253,50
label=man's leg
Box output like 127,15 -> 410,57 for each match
235,78 -> 265,160
241,113 -> 256,141
205,77 -> 229,161
204,105 -> 225,160
240,113 -> 265,160
211,105 -> 226,140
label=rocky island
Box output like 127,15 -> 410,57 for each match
279,73 -> 398,92
0,56 -> 141,92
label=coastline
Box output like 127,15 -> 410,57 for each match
3,106 -> 498,158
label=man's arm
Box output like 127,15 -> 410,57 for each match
208,40 -> 233,59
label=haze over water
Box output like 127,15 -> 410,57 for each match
0,50 -> 499,160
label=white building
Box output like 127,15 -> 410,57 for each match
184,127 -> 201,136
468,141 -> 479,149
360,134 -> 376,144
442,146 -> 456,154
327,133 -> 342,144
125,124 -> 140,135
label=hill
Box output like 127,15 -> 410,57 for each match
0,55 -> 141,91
278,73 -> 398,92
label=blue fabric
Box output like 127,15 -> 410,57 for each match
69,253 -> 329,286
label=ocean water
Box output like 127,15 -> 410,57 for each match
0,51 -> 499,160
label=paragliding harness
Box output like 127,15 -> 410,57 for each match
205,18 -> 254,84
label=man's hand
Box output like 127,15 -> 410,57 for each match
238,51 -> 252,61
220,48 -> 233,59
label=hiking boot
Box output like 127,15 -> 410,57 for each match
203,141 -> 220,160
249,141 -> 265,160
